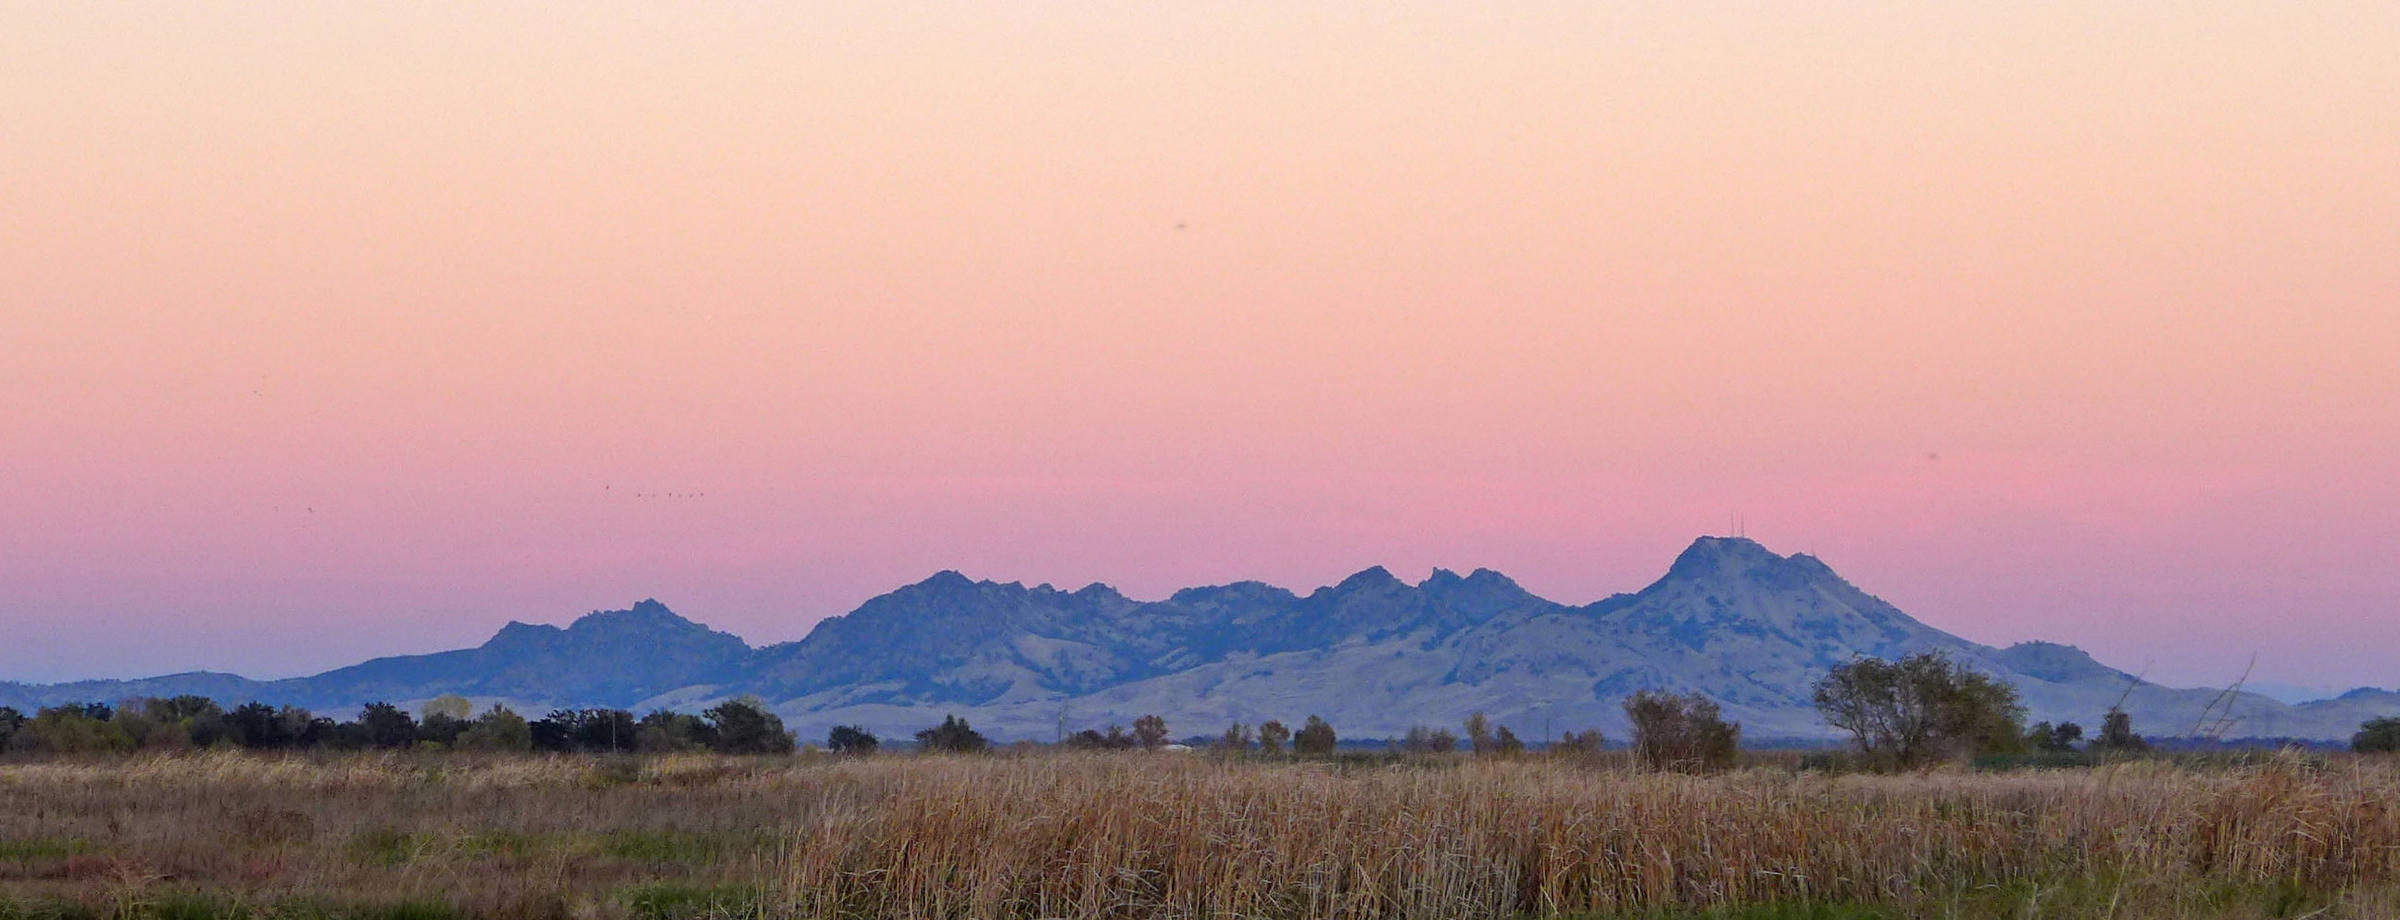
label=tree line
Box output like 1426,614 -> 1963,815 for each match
0,694 -> 798,755
6,654 -> 2393,765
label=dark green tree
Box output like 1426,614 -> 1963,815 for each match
705,699 -> 795,754
1397,724 -> 1457,754
1552,728 -> 1607,756
1293,715 -> 1337,757
636,710 -> 718,752
1812,652 -> 2025,768
457,706 -> 534,752
536,708 -> 639,752
2025,721 -> 2084,753
1217,721 -> 1252,753
827,724 -> 879,754
1132,714 -> 1168,750
357,702 -> 419,749
226,702 -> 294,748
1256,719 -> 1291,754
1624,690 -> 1741,772
417,712 -> 472,748
2354,718 -> 2400,754
916,714 -> 988,753
2092,708 -> 2148,754
24,704 -> 134,754
1464,711 -> 1496,754
1064,725 -> 1136,750
136,695 -> 228,746
1495,724 -> 1525,755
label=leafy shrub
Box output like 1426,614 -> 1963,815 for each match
827,724 -> 879,754
1812,652 -> 2024,769
2355,718 -> 2400,754
1255,720 -> 1290,754
916,715 -> 987,754
1292,715 -> 1337,757
1624,690 -> 1740,772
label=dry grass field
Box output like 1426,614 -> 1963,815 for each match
4,751 -> 2397,920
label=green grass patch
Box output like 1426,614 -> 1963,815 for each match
0,837 -> 92,861
1570,904 -> 1898,920
598,830 -> 724,864
340,827 -> 423,867
451,829 -> 547,859
579,759 -> 646,789
0,898 -> 101,920
619,883 -> 765,920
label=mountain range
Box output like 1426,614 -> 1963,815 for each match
7,537 -> 2392,742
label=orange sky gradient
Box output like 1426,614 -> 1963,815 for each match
3,3 -> 2396,689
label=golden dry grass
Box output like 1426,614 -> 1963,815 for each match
4,751 -> 2398,919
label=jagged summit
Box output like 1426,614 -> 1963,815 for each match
911,570 -> 979,591
1420,567 -> 1549,624
570,598 -> 705,632
1330,565 -> 1403,592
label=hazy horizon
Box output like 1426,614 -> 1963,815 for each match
6,4 -> 2396,689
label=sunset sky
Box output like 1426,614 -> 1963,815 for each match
4,3 -> 2396,690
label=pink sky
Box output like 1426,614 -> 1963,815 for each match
4,3 -> 2396,689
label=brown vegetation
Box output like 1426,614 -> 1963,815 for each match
5,751 -> 2400,918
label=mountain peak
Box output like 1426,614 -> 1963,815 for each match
1332,565 -> 1403,592
919,570 -> 976,588
567,599 -> 710,635
882,570 -> 994,600
1665,536 -> 1785,579
1993,641 -> 2125,684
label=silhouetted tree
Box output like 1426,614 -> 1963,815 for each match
358,702 -> 419,749
1552,728 -> 1606,756
457,706 -> 533,752
1812,653 -> 2023,768
530,711 -> 573,751
1464,712 -> 1496,754
2026,721 -> 2084,753
1397,724 -> 1457,754
636,710 -> 717,752
1625,690 -> 1741,772
828,724 -> 879,754
421,694 -> 473,721
528,708 -> 637,752
292,711 -> 339,748
2354,718 -> 2400,754
1257,719 -> 1291,754
2092,708 -> 2148,754
418,712 -> 472,748
0,706 -> 24,750
1217,721 -> 1252,753
916,714 -> 988,754
1293,715 -> 1338,757
1495,724 -> 1525,755
705,699 -> 794,755
1132,714 -> 1169,750
323,718 -> 374,750
1064,724 -> 1137,750
226,702 -> 294,749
